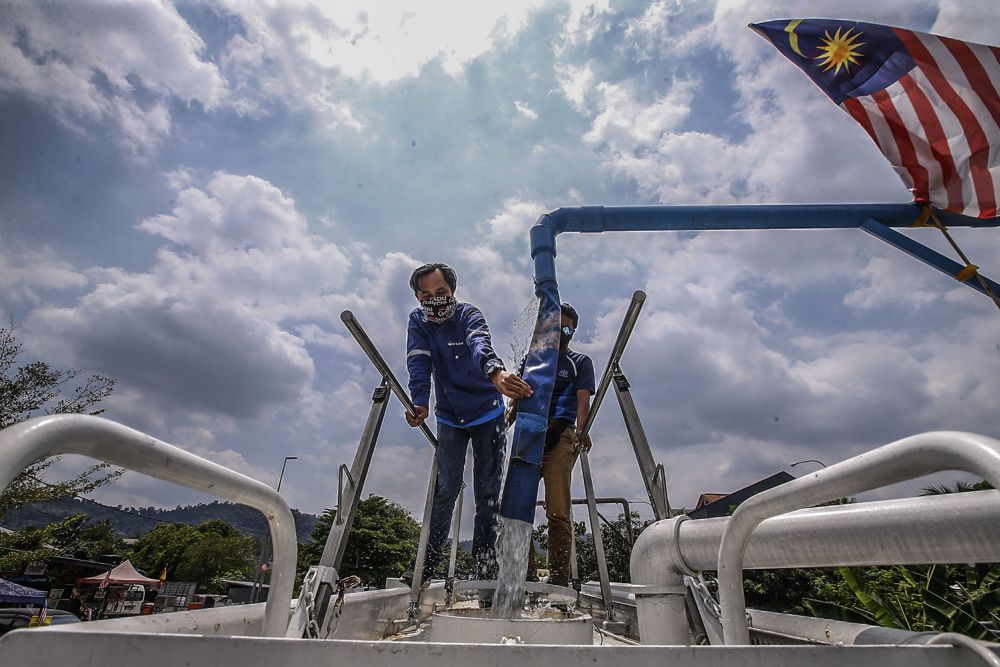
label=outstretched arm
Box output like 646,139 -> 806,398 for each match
406,316 -> 432,427
463,307 -> 532,399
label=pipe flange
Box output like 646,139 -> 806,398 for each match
670,515 -> 699,577
633,584 -> 687,597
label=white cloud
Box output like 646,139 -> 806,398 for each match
931,0 -> 1000,44
0,1 -> 226,159
216,0 -> 547,129
513,100 -> 538,120
0,239 -> 88,303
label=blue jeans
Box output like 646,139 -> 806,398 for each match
423,414 -> 506,580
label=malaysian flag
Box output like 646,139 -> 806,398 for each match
751,19 -> 1000,219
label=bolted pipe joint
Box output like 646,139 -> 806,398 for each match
630,517 -> 693,645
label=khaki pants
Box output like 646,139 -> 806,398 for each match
541,425 -> 578,587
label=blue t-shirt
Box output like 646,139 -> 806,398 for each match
549,349 -> 596,424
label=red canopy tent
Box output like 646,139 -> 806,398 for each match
78,560 -> 160,588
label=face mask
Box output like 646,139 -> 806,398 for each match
421,295 -> 457,323
560,325 -> 575,346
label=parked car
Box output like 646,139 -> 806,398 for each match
0,608 -> 81,636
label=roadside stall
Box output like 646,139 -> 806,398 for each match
77,560 -> 160,619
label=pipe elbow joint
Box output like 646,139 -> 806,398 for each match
631,516 -> 693,587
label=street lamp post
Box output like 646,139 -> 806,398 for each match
790,459 -> 827,469
252,456 -> 298,603
276,456 -> 298,494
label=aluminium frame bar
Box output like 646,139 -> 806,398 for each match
319,380 -> 389,568
859,218 -> 1000,297
338,310 -> 440,610
612,367 -> 671,520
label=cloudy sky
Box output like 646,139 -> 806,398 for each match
2,0 -> 998,533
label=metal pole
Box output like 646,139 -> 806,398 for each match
612,367 -> 671,520
568,503 -> 578,583
253,455 -> 298,602
276,456 -> 297,493
410,458 -> 439,610
319,381 -> 389,568
537,497 -> 634,544
340,310 -> 437,449
579,450 -> 612,613
578,290 -> 646,441
447,479 -> 464,592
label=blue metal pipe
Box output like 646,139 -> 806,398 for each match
498,203 -> 999,524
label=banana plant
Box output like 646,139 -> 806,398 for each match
804,564 -> 1000,640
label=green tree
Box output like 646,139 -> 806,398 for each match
0,516 -> 127,570
569,511 -> 650,584
129,520 -> 257,593
0,321 -> 120,516
299,495 -> 420,588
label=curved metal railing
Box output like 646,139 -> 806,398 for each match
0,415 -> 297,638
717,430 -> 1000,644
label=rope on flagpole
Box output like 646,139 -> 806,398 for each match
913,205 -> 1000,312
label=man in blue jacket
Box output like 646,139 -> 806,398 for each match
404,262 -> 532,583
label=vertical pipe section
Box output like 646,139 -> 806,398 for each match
499,220 -> 562,522
630,516 -> 692,645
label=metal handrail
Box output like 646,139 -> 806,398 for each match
578,290 -> 646,440
716,430 -> 1000,645
0,415 -> 297,638
340,310 -> 437,448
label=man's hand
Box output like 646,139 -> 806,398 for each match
574,428 -> 593,452
406,405 -> 429,428
491,370 -> 533,400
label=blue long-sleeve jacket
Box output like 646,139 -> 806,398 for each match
406,302 -> 505,426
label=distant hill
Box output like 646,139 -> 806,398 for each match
1,498 -> 319,543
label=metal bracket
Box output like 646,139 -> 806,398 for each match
335,464 -> 355,525
859,218 -> 1000,298
286,564 -> 338,638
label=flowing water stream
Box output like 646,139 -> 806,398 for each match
491,517 -> 533,619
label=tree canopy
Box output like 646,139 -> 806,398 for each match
0,321 -> 121,569
129,519 -> 258,592
299,495 -> 420,588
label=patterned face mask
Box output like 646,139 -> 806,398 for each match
421,295 -> 457,323
560,325 -> 575,346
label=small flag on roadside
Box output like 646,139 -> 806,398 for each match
751,19 -> 1000,219
37,601 -> 48,625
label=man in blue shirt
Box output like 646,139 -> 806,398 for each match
404,262 -> 532,582
509,302 -> 595,587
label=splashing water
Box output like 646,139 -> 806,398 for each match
509,297 -> 541,375
491,517 -> 533,619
